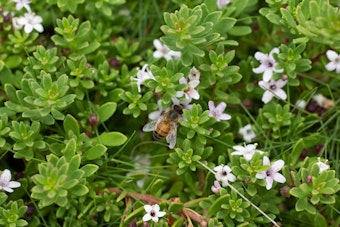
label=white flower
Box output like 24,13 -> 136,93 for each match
238,124 -> 256,142
0,169 -> 21,193
211,180 -> 222,194
325,50 -> 340,73
259,79 -> 287,104
316,157 -> 329,174
13,0 -> 31,12
217,0 -> 230,9
231,143 -> 263,162
143,204 -> 166,223
253,48 -> 283,82
256,156 -> 286,190
153,39 -> 181,61
214,164 -> 236,187
132,64 -> 155,93
208,101 -> 231,121
176,77 -> 200,101
17,12 -> 43,33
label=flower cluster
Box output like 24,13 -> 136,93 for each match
11,0 -> 44,33
212,144 -> 286,192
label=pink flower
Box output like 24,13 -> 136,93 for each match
255,156 -> 286,190
208,101 -> 231,121
258,79 -> 287,104
253,48 -> 283,82
177,77 -> 200,101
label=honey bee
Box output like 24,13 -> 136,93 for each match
143,104 -> 184,149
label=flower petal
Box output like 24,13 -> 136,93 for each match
262,70 -> 273,82
143,213 -> 152,222
271,160 -> 284,171
263,156 -> 270,166
326,50 -> 338,61
253,64 -> 266,74
254,52 -> 268,61
273,173 -> 286,183
325,62 -> 336,72
275,79 -> 287,88
262,91 -> 273,104
8,181 -> 21,189
255,172 -> 266,179
274,89 -> 287,100
144,205 -> 152,212
216,102 -> 226,112
258,80 -> 269,90
265,177 -> 274,190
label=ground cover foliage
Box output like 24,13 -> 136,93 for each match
0,0 -> 339,226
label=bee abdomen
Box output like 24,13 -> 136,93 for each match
153,122 -> 170,140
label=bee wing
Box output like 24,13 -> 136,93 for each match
142,120 -> 158,132
166,123 -> 178,149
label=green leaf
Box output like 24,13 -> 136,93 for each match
80,164 -> 99,177
70,184 -> 88,196
168,202 -> 184,213
96,131 -> 127,146
207,194 -> 230,217
84,144 -> 107,160
228,26 -> 252,36
63,114 -> 80,135
97,102 -> 117,123
280,8 -> 296,28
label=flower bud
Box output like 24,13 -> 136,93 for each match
88,114 -> 99,128
306,175 -> 313,184
280,186 -> 291,198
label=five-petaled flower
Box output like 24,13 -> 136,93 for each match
177,75 -> 200,102
253,48 -> 283,82
0,169 -> 21,193
13,0 -> 31,12
256,156 -> 286,190
143,204 -> 166,223
132,64 -> 155,93
208,101 -> 231,121
325,50 -> 340,73
214,164 -> 236,187
231,143 -> 263,162
316,157 -> 330,174
153,39 -> 181,61
17,12 -> 44,33
238,124 -> 256,142
258,79 -> 287,104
